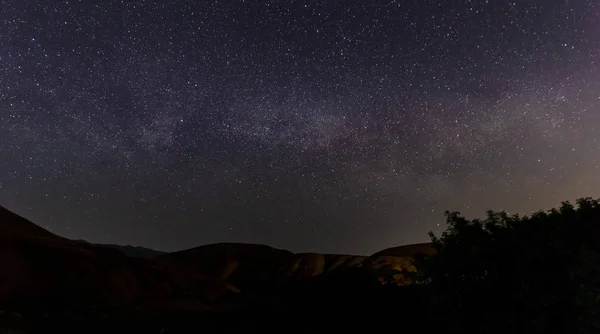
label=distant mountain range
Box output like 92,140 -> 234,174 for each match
155,241 -> 433,287
71,239 -> 166,258
90,243 -> 167,259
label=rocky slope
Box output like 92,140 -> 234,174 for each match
0,205 -> 433,314
0,205 -> 439,333
157,242 -> 434,289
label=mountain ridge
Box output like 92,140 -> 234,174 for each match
0,204 -> 436,333
0,205 -> 434,307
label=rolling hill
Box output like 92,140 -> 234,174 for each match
0,206 -> 234,314
0,205 -> 435,333
157,242 -> 432,289
93,244 -> 167,259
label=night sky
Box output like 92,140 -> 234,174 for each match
1,0 -> 599,255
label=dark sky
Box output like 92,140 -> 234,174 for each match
1,0 -> 599,255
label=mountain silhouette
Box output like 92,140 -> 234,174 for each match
0,205 -> 433,333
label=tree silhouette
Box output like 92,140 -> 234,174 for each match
413,198 -> 600,334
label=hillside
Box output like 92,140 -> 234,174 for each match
157,242 -> 430,289
94,244 -> 167,259
0,206 -> 234,314
0,206 -> 64,241
371,242 -> 435,257
0,205 -> 434,333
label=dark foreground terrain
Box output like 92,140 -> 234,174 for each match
4,198 -> 600,333
0,205 -> 435,333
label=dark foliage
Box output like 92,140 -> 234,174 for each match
413,197 -> 600,334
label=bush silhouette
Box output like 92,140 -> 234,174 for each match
413,198 -> 600,334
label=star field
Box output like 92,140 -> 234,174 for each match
1,0 -> 599,254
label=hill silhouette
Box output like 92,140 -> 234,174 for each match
4,199 -> 600,333
0,205 -> 433,333
0,206 -> 64,241
371,242 -> 434,257
94,244 -> 167,259
0,206 -> 235,320
157,242 -> 425,289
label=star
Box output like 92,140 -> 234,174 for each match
0,0 -> 599,255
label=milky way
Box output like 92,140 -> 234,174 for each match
1,0 -> 599,254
